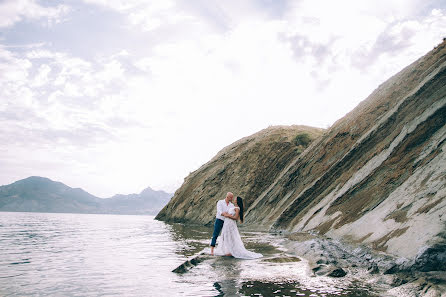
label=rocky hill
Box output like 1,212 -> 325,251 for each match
156,40 -> 446,269
0,176 -> 172,215
156,125 -> 324,224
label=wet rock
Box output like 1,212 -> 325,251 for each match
316,258 -> 327,264
368,263 -> 379,274
172,264 -> 187,273
311,265 -> 322,273
263,256 -> 301,263
391,276 -> 408,287
425,271 -> 446,285
384,264 -> 399,275
312,264 -> 331,276
327,268 -> 347,278
386,279 -> 425,297
413,244 -> 446,272
172,252 -> 210,273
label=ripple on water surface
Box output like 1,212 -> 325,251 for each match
0,212 -> 381,296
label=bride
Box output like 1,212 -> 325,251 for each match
214,196 -> 262,259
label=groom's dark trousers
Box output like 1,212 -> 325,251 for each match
210,218 -> 224,247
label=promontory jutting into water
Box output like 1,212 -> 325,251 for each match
0,212 -> 382,297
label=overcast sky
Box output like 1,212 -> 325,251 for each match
1,0 -> 445,197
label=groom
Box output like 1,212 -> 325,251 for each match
210,192 -> 234,255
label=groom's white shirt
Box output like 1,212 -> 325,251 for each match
216,199 -> 233,220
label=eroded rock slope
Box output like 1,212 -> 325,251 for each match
156,125 -> 324,224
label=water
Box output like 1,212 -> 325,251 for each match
0,212 -> 381,296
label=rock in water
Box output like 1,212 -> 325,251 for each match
262,256 -> 301,263
327,268 -> 347,278
172,251 -> 210,273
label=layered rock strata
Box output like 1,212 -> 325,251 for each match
156,125 -> 324,224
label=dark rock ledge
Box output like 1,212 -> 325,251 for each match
282,232 -> 446,296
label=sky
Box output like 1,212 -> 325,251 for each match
1,0 -> 445,197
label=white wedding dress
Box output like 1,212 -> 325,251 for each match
214,206 -> 262,259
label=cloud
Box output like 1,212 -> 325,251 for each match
276,1 -> 446,89
0,46 -> 32,83
1,45 -> 123,145
283,33 -> 333,62
31,64 -> 51,87
96,60 -> 125,83
83,0 -> 192,31
0,0 -> 70,28
352,8 -> 446,71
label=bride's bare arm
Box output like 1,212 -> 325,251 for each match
222,208 -> 239,220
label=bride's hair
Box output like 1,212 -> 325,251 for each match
237,196 -> 244,223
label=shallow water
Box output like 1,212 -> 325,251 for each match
0,212 -> 380,296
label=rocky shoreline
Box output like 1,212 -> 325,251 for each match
280,231 -> 446,296
169,219 -> 445,296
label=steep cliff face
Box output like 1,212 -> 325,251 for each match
157,41 -> 446,264
244,40 -> 446,263
156,125 -> 324,224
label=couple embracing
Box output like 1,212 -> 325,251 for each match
210,192 -> 262,259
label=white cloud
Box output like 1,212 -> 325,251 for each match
31,64 -> 51,87
83,0 -> 190,31
82,0 -> 148,11
96,60 -> 125,83
0,0 -> 70,28
26,49 -> 59,59
0,47 -> 32,83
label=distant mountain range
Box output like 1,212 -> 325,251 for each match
0,176 -> 173,215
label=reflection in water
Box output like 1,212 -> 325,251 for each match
239,280 -> 376,297
212,257 -> 242,296
165,222 -> 212,257
213,282 -> 225,297
0,212 -> 382,297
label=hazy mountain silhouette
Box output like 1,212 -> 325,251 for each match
0,176 -> 172,215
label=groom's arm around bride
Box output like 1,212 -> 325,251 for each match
210,192 -> 233,255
